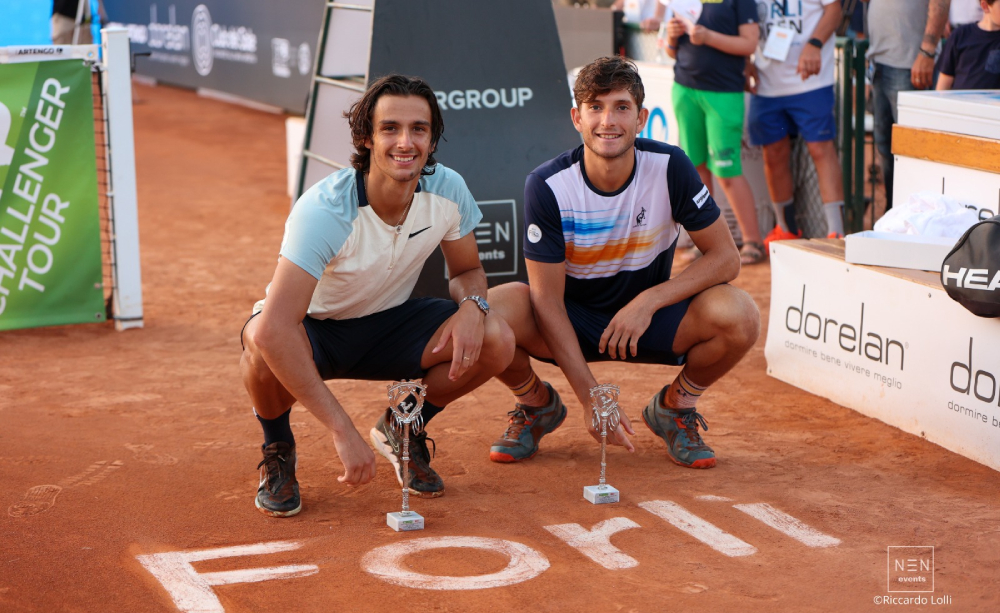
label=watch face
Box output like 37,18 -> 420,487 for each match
476,297 -> 489,312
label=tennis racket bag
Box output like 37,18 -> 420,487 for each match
940,214 -> 1000,318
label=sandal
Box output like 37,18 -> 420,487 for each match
739,241 -> 766,265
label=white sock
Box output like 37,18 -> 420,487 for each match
823,201 -> 844,236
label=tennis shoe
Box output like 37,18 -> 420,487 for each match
763,225 -> 802,250
255,441 -> 302,517
490,382 -> 567,462
370,409 -> 444,498
642,386 -> 716,469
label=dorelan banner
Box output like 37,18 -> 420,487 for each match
765,241 -> 1000,472
0,59 -> 106,330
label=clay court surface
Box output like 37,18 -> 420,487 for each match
2,84 -> 998,613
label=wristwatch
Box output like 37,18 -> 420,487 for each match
807,37 -> 823,49
918,47 -> 936,60
460,295 -> 490,316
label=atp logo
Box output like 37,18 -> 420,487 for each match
634,206 -> 647,228
191,5 -> 214,77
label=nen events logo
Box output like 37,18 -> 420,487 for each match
887,546 -> 934,592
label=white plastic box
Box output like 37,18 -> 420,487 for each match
844,231 -> 957,272
897,90 -> 1000,140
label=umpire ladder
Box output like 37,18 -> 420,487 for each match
297,1 -> 374,198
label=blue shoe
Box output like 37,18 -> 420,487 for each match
642,386 -> 716,469
490,382 -> 566,463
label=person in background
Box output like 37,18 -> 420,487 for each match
52,0 -> 90,44
612,0 -> 666,32
950,0 -> 984,29
863,0 -> 951,212
663,0 -> 765,265
937,0 -> 1000,90
748,0 -> 847,244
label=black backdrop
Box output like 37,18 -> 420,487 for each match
365,0 -> 581,295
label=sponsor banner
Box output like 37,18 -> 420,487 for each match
765,242 -> 1000,471
0,59 -> 105,330
103,1 -> 322,113
633,61 -> 678,146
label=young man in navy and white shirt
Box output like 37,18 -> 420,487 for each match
488,57 -> 760,469
241,74 -> 514,517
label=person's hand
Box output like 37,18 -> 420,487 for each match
432,303 -> 485,381
797,44 -> 822,80
911,52 -> 935,89
745,61 -> 759,94
598,293 -> 657,360
689,25 -> 711,46
665,17 -> 686,40
640,17 -> 662,33
334,427 -> 376,485
583,406 -> 636,452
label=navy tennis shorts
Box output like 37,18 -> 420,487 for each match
535,295 -> 692,367
243,297 -> 458,381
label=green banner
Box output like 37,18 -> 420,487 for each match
0,59 -> 105,330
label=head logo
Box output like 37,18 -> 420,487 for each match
0,101 -> 14,168
191,5 -> 214,76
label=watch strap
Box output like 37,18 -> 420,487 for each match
807,37 -> 823,48
460,295 -> 488,315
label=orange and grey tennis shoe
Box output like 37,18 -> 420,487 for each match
642,386 -> 716,469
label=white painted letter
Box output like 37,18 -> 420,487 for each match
136,541 -> 318,613
362,536 -> 549,590
639,500 -> 757,557
544,517 -> 640,569
733,503 -> 840,547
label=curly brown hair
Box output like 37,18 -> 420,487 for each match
573,56 -> 645,109
344,74 -> 444,175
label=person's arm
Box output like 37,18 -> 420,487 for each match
797,1 -> 842,80
936,32 -> 959,91
690,22 -> 759,56
526,258 -> 636,452
434,233 -> 489,381
664,17 -> 686,59
641,1 -> 667,32
598,216 -> 739,362
254,258 -> 376,485
935,73 -> 955,90
912,0 -> 952,89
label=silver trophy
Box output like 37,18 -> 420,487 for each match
385,380 -> 427,531
584,383 -> 621,504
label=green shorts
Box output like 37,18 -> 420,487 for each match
671,83 -> 745,178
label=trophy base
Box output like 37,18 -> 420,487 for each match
583,484 -> 619,504
387,511 -> 424,532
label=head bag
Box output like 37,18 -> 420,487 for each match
940,214 -> 1000,318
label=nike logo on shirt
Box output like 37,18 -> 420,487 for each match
409,226 -> 431,238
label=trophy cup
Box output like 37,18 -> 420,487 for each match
385,380 -> 427,532
583,383 -> 621,505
